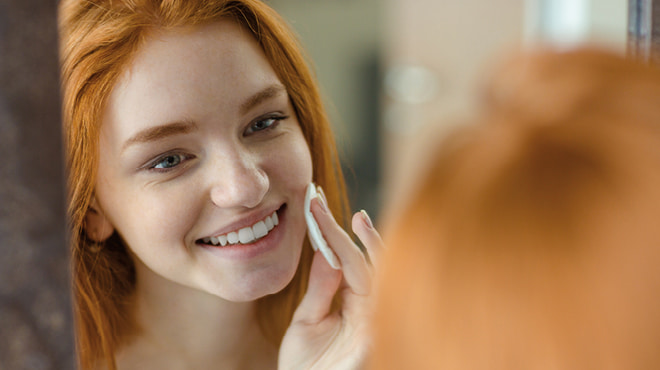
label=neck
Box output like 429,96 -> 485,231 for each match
116,262 -> 278,369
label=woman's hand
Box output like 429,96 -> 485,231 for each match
279,188 -> 383,370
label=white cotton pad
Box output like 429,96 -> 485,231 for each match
304,183 -> 341,270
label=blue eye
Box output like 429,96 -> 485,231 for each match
149,153 -> 190,171
244,115 -> 287,135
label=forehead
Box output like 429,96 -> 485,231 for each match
103,19 -> 282,137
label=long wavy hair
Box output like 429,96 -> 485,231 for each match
58,1 -> 349,368
372,48 -> 660,369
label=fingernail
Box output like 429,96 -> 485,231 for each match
316,185 -> 328,206
316,196 -> 329,213
316,186 -> 328,213
360,209 -> 374,229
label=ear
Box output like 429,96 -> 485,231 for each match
84,197 -> 115,242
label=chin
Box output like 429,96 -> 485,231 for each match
211,258 -> 301,303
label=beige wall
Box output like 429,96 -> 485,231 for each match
589,0 -> 627,49
380,0 -> 628,204
381,0 -> 526,202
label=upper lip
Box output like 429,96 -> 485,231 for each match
197,204 -> 283,241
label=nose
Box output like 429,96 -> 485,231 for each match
208,148 -> 269,209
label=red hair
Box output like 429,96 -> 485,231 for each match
372,49 -> 660,369
58,1 -> 349,368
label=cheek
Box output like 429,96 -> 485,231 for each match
96,170 -> 201,252
269,135 -> 313,187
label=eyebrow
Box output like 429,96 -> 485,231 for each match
240,84 -> 287,115
122,120 -> 197,152
120,85 -> 286,152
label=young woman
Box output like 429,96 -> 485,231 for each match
59,0 -> 382,368
371,48 -> 660,369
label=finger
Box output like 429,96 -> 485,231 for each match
311,197 -> 372,296
291,251 -> 343,324
352,210 -> 384,267
304,183 -> 341,269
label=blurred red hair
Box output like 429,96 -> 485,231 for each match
372,48 -> 660,369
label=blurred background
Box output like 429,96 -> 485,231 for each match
268,0 -> 628,222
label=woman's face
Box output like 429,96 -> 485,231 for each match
94,19 -> 313,302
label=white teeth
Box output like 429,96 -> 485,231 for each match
227,231 -> 239,244
264,216 -> 274,231
253,221 -> 268,239
203,210 -> 279,246
238,227 -> 255,244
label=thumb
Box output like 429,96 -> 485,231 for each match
292,251 -> 343,324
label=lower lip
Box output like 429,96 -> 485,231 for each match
199,207 -> 286,260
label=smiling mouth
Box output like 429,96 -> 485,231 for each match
197,208 -> 281,247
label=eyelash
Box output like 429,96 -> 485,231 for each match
147,151 -> 194,172
244,114 -> 288,136
142,114 -> 287,173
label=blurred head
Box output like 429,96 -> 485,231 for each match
372,48 -> 660,369
59,0 -> 348,368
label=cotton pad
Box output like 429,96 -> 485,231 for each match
304,183 -> 341,269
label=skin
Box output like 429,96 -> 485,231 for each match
87,18 -> 383,369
